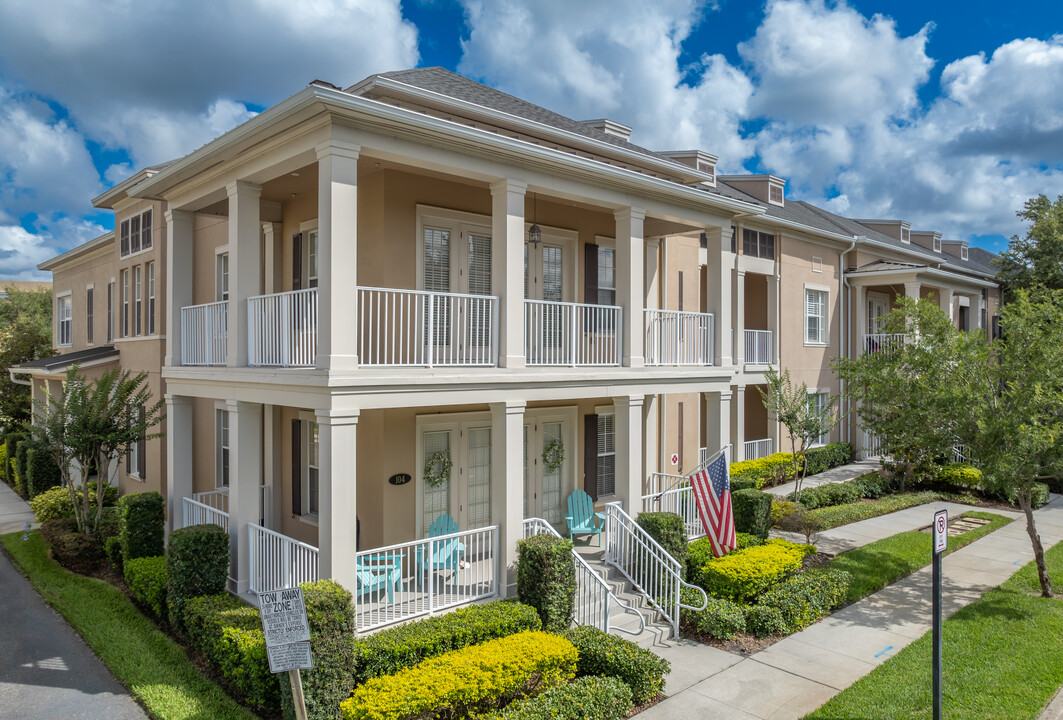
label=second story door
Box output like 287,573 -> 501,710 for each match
423,223 -> 492,362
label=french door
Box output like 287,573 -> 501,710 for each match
867,292 -> 890,334
422,425 -> 493,537
423,224 -> 493,359
523,419 -> 566,527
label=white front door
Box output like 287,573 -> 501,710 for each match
421,425 -> 493,536
523,419 -> 567,527
867,292 -> 890,334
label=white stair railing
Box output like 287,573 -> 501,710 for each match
248,523 -> 319,594
247,288 -> 318,367
180,301 -> 227,366
863,333 -> 906,355
641,486 -> 705,542
182,496 -> 229,532
524,300 -> 622,366
644,309 -> 713,366
604,502 -> 707,638
523,518 -> 644,636
743,329 -> 773,365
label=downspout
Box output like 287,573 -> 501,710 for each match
8,369 -> 31,386
840,236 -> 859,444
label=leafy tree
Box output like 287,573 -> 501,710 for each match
757,367 -> 839,502
0,287 -> 54,432
995,194 -> 1063,297
32,366 -> 165,535
836,293 -> 1059,597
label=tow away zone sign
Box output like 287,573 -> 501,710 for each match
259,586 -> 314,720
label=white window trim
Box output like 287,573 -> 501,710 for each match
525,225 -> 578,302
298,220 -> 320,289
594,410 -> 617,500
591,236 -> 618,307
933,237 -> 942,253
133,265 -> 143,337
804,284 -> 830,347
56,292 -> 73,347
292,409 -> 321,523
215,249 -> 230,303
806,388 -> 832,448
147,262 -> 156,335
415,205 -> 493,294
415,410 -> 493,538
119,208 -> 155,260
86,284 -> 94,347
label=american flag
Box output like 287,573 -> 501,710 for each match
690,450 -> 736,557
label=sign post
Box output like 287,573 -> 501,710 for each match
932,509 -> 948,720
259,587 -> 313,720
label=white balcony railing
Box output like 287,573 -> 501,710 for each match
525,300 -> 622,366
182,496 -> 229,532
743,437 -> 773,461
352,526 -> 498,633
863,333 -> 906,355
744,329 -> 773,365
181,301 -> 227,366
248,523 -> 319,595
644,309 -> 713,366
359,287 -> 498,367
248,288 -> 318,367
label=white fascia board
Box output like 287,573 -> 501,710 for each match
130,86 -> 764,218
753,215 -> 857,249
849,265 -> 996,289
38,232 -> 116,271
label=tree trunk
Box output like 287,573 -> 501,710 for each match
1019,487 -> 1054,598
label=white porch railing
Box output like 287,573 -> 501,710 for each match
523,518 -> 645,636
862,430 -> 885,459
645,472 -> 687,497
181,301 -> 227,366
743,437 -> 773,461
644,309 -> 713,366
352,526 -> 498,633
359,287 -> 498,367
744,329 -> 773,365
525,300 -> 622,366
182,496 -> 229,532
604,502 -> 707,639
248,288 -> 318,367
248,523 -> 319,594
863,333 -> 906,355
641,486 -> 706,542
192,489 -> 228,512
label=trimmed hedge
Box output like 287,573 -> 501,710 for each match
124,555 -> 168,620
852,471 -> 892,499
730,453 -> 794,489
490,675 -> 633,720
1005,482 -> 1051,510
26,444 -> 62,497
563,626 -> 670,705
118,491 -> 165,562
796,481 -> 863,510
637,511 -> 687,568
803,443 -> 854,476
352,600 -> 540,686
732,489 -> 772,538
29,485 -> 119,525
679,590 -> 746,639
167,524 -> 230,626
935,463 -> 982,488
340,631 -> 577,720
14,436 -> 31,496
184,594 -> 277,710
516,534 -> 576,633
687,533 -> 764,580
0,440 -> 7,486
692,539 -> 810,602
744,604 -> 789,637
4,434 -> 21,487
750,568 -> 850,636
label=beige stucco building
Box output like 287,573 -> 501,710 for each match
16,68 -> 1002,632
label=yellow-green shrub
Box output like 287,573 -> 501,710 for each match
730,453 -> 795,488
935,463 -> 982,489
340,631 -> 577,720
693,539 -> 810,601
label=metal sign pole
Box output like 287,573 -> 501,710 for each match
932,509 -> 947,720
289,669 -> 309,720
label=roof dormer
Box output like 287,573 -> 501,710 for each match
910,230 -> 942,253
579,118 -> 633,141
855,219 -> 911,244
658,150 -> 717,187
718,174 -> 786,207
941,240 -> 970,261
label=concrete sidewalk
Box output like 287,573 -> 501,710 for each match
765,458 -> 882,498
0,480 -> 35,534
641,494 -> 1063,719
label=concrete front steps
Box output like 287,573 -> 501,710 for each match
573,543 -> 676,648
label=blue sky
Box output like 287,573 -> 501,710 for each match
1,0 -> 1061,279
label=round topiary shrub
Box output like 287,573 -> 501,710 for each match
516,534 -> 576,633
167,523 -> 231,627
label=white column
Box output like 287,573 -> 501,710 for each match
262,222 -> 281,295
976,294 -> 986,330
490,180 -> 527,368
939,288 -> 954,323
262,404 -> 277,529
226,181 -> 262,367
614,395 -> 644,513
734,270 -> 746,365
904,281 -> 922,300
316,140 -> 360,371
615,208 -> 645,367
645,238 -> 661,310
165,209 -> 194,367
165,394 -> 193,533
733,386 -> 746,460
490,400 -> 525,596
770,271 -> 781,365
227,400 -> 263,594
705,226 -> 733,366
643,394 -> 659,482
316,408 -> 360,592
705,390 -> 732,460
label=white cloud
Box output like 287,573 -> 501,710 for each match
0,217 -> 107,280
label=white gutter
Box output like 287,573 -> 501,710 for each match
8,369 -> 31,386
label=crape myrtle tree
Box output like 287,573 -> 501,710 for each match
836,293 -> 1060,597
757,367 -> 840,502
33,366 -> 165,535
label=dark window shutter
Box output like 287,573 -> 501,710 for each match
584,413 -> 598,501
678,402 -> 684,471
291,419 -> 302,516
292,233 -> 303,291
678,271 -> 684,312
583,243 -> 598,305
137,405 -> 146,479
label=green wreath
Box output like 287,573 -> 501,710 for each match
542,439 -> 565,472
424,450 -> 452,488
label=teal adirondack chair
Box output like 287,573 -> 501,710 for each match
416,514 -> 466,587
565,489 -> 605,546
355,553 -> 403,604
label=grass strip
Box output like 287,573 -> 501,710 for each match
1,531 -> 258,720
806,538 -> 1063,720
810,491 -> 973,530
831,511 -> 1012,604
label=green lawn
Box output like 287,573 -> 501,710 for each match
0,531 -> 258,720
806,539 -> 1063,720
831,511 -> 1012,604
811,491 -> 974,530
